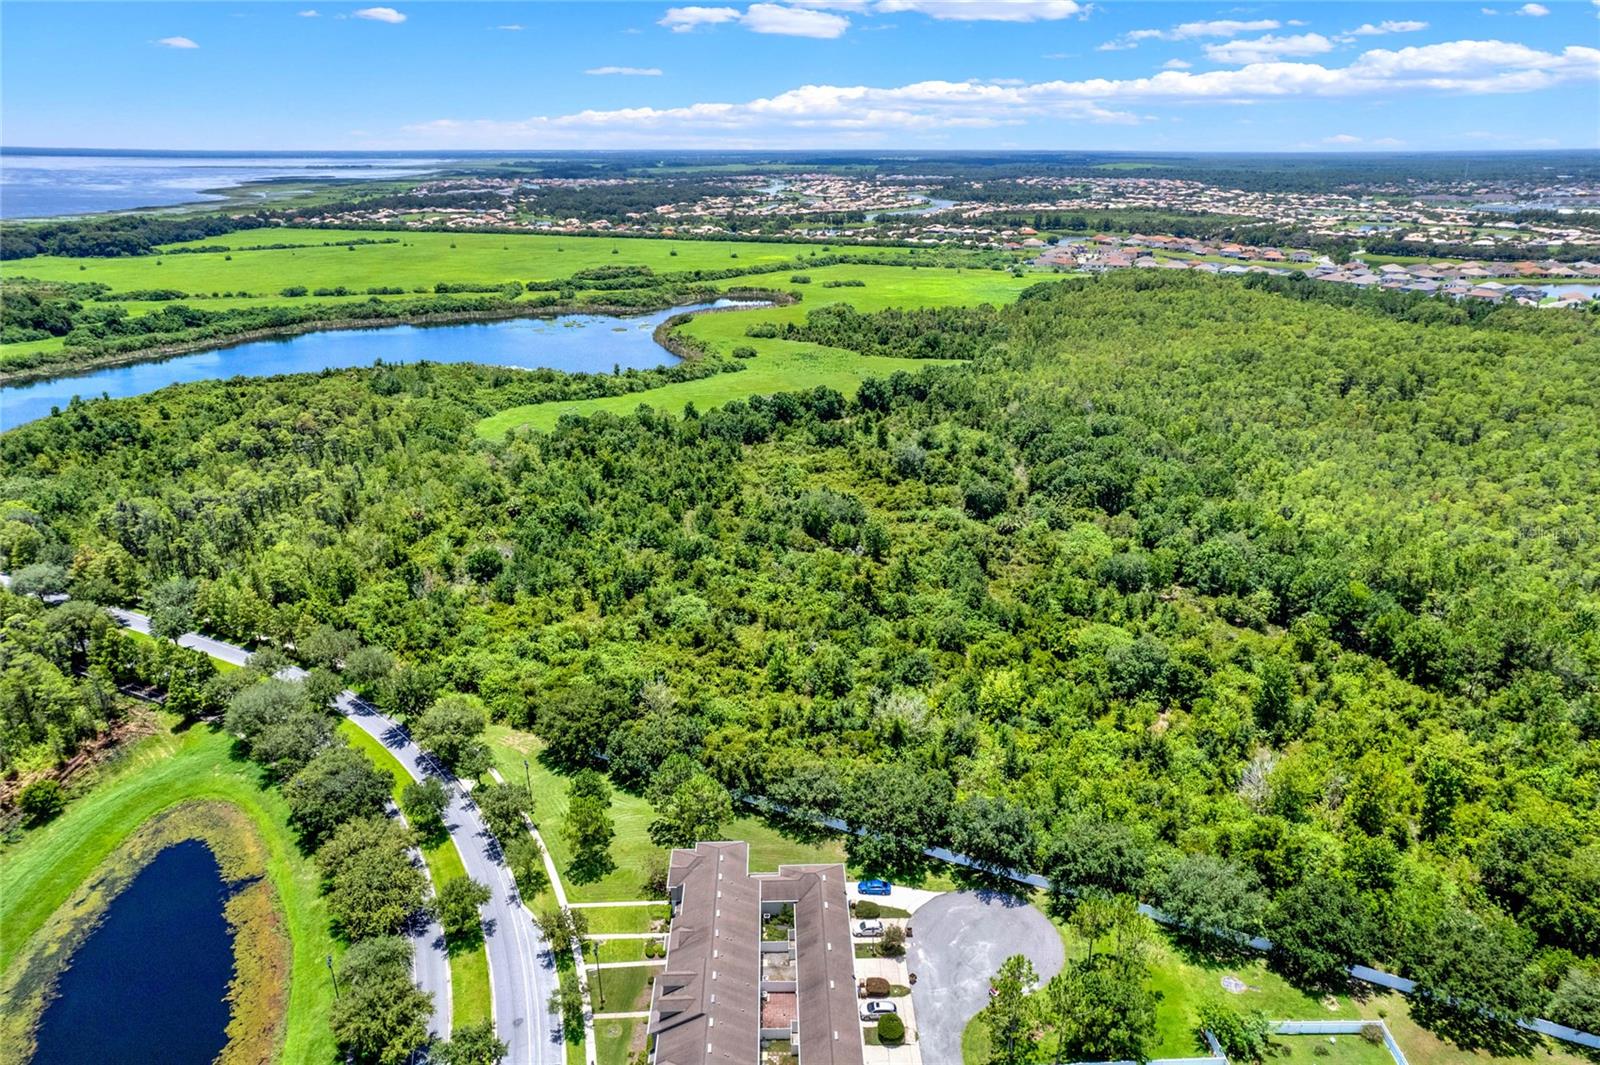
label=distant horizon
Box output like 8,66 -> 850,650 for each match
6,146 -> 1600,158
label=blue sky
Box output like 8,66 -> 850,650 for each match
2,1 -> 1597,151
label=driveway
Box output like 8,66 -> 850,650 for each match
906,891 -> 1064,1064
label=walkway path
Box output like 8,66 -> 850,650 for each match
490,766 -> 599,1065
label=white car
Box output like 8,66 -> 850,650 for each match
862,1000 -> 898,1022
853,919 -> 884,937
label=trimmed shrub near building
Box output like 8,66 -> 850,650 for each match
876,1014 -> 904,1044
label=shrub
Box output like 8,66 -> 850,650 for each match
876,1014 -> 905,1043
280,285 -> 308,297
1360,1025 -> 1385,1045
879,924 -> 906,958
732,346 -> 757,359
790,274 -> 812,283
18,779 -> 66,823
854,900 -> 882,919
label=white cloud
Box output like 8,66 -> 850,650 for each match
1128,18 -> 1280,42
659,3 -> 848,37
875,0 -> 1085,21
742,2 -> 849,36
660,5 -> 742,31
298,9 -> 320,16
586,66 -> 665,76
1323,133 -> 1362,143
1347,20 -> 1428,36
1106,17 -> 1279,51
398,40 -> 1600,147
156,36 -> 199,48
354,7 -> 406,23
498,24 -> 524,31
1516,3 -> 1550,14
1162,58 -> 1193,70
1203,33 -> 1335,64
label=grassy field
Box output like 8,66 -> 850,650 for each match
0,723 -> 338,1063
339,722 -> 492,1030
12,229 -> 901,295
476,262 -> 1040,437
486,725 -> 848,904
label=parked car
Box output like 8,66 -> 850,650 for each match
861,1000 -> 898,1022
858,878 -> 892,896
853,919 -> 884,937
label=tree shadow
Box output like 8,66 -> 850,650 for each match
447,921 -> 489,954
566,849 -> 616,885
1410,997 -> 1539,1058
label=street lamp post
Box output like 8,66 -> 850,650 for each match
523,757 -> 531,796
326,953 -> 338,999
591,939 -> 604,1007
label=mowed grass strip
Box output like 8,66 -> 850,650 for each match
593,1015 -> 641,1065
588,965 -> 657,1015
0,724 -> 338,1063
339,722 -> 492,1029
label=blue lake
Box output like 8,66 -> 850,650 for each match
32,840 -> 235,1065
1,300 -> 755,430
0,150 -> 442,219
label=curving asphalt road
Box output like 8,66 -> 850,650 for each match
82,596 -> 560,1063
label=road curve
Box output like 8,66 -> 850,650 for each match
76,594 -> 558,1063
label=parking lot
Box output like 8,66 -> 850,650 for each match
904,891 -> 1065,1064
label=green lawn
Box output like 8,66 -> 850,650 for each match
589,965 -> 657,1015
963,907 -> 1596,1065
590,938 -> 662,964
486,725 -> 846,903
0,723 -> 337,1063
1274,1033 -> 1396,1065
580,904 -> 670,936
339,722 -> 492,1029
594,1015 -> 641,1065
476,262 -> 1038,437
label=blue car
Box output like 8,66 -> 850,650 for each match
858,879 -> 892,896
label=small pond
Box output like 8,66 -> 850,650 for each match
1,299 -> 759,430
32,839 -> 235,1065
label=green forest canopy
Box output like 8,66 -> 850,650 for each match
3,271 -> 1597,1034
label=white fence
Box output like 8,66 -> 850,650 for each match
745,797 -> 1600,1052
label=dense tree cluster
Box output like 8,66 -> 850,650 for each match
4,271 -> 1597,1040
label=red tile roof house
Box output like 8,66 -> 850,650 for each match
650,842 -> 865,1065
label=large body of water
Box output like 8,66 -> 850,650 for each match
1,301 -> 751,429
32,840 -> 234,1065
0,149 -> 445,218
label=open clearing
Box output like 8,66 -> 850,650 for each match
476,261 -> 1040,437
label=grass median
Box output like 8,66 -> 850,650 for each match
340,722 -> 493,1030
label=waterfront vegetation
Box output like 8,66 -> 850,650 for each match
0,725 -> 332,1064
